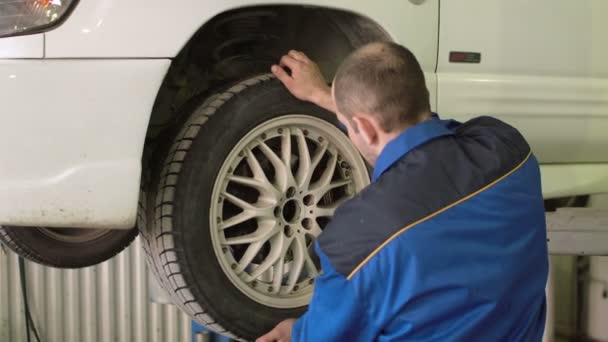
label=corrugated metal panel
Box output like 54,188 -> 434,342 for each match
0,237 -> 192,342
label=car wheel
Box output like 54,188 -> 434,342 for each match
140,74 -> 369,339
0,225 -> 138,268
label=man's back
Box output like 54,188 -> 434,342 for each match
313,116 -> 548,341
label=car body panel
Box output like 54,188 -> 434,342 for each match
0,0 -> 607,229
0,0 -> 438,228
0,34 -> 43,58
0,59 -> 170,228
44,0 -> 439,73
541,164 -> 608,199
438,73 -> 608,163
438,0 -> 608,163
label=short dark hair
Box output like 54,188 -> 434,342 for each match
333,42 -> 430,132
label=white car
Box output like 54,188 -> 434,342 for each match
1,0 -> 607,339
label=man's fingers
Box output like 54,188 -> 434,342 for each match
280,54 -> 301,70
288,50 -> 309,63
271,65 -> 293,86
256,328 -> 280,342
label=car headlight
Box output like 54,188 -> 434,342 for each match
0,0 -> 78,38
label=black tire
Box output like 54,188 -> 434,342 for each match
139,74 -> 359,340
0,225 -> 138,268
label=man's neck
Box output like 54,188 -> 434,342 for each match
377,112 -> 433,152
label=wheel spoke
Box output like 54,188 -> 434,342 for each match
310,150 -> 338,192
259,141 -> 293,192
271,258 -> 285,293
315,207 -> 336,218
310,179 -> 353,204
309,220 -> 324,237
315,196 -> 350,218
222,191 -> 254,210
246,234 -> 285,280
295,129 -> 312,187
310,142 -> 329,173
259,140 -> 283,167
235,241 -> 265,274
222,223 -> 276,245
271,240 -> 291,294
328,179 -> 353,190
303,244 -> 320,278
298,139 -> 329,188
245,148 -> 269,183
219,210 -> 256,230
281,128 -> 292,170
222,191 -> 275,216
283,236 -> 305,293
228,175 -> 265,190
228,175 -> 279,199
259,267 -> 274,283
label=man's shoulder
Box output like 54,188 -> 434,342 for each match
455,115 -> 529,146
316,153 -> 458,277
317,180 -> 410,277
318,115 -> 533,277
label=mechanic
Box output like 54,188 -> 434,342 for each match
257,42 -> 548,342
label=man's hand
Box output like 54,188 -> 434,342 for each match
271,50 -> 336,113
256,318 -> 297,342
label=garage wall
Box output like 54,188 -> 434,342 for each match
0,237 -> 191,342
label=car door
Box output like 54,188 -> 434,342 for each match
437,0 -> 608,164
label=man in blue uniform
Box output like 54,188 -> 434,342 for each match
257,42 -> 548,342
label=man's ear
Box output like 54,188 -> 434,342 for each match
352,115 -> 379,145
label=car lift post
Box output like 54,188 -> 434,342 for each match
544,208 -> 608,342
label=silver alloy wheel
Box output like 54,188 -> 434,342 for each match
210,115 -> 369,308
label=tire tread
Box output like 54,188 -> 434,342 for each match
139,74 -> 275,340
0,225 -> 137,268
